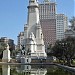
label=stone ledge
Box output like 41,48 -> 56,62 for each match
55,64 -> 75,73
0,62 -> 55,65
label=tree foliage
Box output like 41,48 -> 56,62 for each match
52,36 -> 75,66
0,42 -> 7,59
52,40 -> 64,60
0,42 -> 7,51
69,16 -> 75,30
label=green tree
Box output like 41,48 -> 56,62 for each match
69,16 -> 75,30
64,36 -> 75,66
52,40 -> 64,62
0,42 -> 7,59
52,36 -> 75,66
47,44 -> 53,56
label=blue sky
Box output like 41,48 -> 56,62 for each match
0,0 -> 74,44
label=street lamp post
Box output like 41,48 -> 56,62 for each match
59,42 -> 66,65
62,43 -> 65,65
61,42 -> 67,65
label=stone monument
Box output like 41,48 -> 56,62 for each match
23,0 -> 47,59
2,44 -> 11,62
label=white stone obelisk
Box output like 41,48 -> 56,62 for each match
2,44 -> 11,62
23,0 -> 47,58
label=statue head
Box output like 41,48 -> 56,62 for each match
6,44 -> 9,50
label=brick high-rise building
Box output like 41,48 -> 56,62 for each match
39,0 -> 57,49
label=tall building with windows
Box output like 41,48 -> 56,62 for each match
39,0 -> 57,48
56,14 -> 68,40
39,0 -> 56,19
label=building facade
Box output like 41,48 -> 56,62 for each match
39,0 -> 56,19
17,32 -> 24,49
65,29 -> 75,38
56,14 -> 68,40
39,0 -> 56,49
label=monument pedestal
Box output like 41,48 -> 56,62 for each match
31,52 -> 47,58
2,49 -> 11,62
2,44 -> 11,63
21,56 -> 31,63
